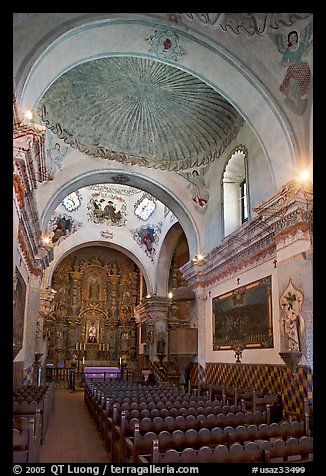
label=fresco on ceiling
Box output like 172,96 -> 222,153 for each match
48,213 -> 82,244
87,193 -> 127,226
46,136 -> 68,180
181,13 -> 311,36
183,169 -> 209,211
62,191 -> 82,212
271,22 -> 312,115
131,223 -> 163,261
146,29 -> 184,62
134,193 -> 156,221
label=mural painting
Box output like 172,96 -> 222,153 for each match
213,276 -> 273,350
132,223 -> 163,261
87,193 -> 127,226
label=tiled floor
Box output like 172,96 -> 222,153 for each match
39,388 -> 110,463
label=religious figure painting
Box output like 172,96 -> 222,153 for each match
87,193 -> 127,226
180,169 -> 209,211
213,276 -> 273,350
87,321 -> 97,343
270,22 -> 312,115
49,213 -> 82,244
131,223 -> 163,261
46,136 -> 68,180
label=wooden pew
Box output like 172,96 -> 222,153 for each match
146,439 -> 265,464
116,408 -> 270,463
141,435 -> 313,464
13,385 -> 55,444
13,410 -> 41,463
125,419 -> 309,463
261,436 -> 313,463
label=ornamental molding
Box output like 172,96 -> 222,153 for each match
177,13 -> 311,36
18,224 -> 52,276
181,181 -> 312,288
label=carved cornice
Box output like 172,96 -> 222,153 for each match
181,181 -> 313,288
135,296 -> 171,322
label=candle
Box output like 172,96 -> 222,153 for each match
119,357 -> 122,365
107,344 -> 109,351
82,357 -> 85,364
84,343 -> 86,350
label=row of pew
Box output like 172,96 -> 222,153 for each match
84,379 -> 312,464
13,384 -> 55,463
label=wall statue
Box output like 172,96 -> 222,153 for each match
280,280 -> 304,352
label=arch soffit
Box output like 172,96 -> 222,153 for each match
19,18 -> 295,189
156,223 -> 185,296
45,240 -> 152,296
40,169 -> 200,259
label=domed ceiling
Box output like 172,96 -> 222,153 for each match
37,56 -> 244,171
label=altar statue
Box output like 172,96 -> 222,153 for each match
87,322 -> 97,343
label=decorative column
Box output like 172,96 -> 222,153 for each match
23,275 -> 42,385
38,286 -> 57,355
134,296 -> 170,366
70,270 -> 83,319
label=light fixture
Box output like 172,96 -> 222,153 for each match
193,253 -> 204,263
24,110 -> 33,121
42,230 -> 53,248
298,169 -> 311,183
168,292 -> 173,299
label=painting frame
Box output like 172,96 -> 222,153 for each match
212,276 -> 273,350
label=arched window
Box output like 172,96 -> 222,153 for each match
222,146 -> 249,237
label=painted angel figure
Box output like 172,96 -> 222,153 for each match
271,22 -> 312,115
46,137 -> 68,180
187,170 -> 209,209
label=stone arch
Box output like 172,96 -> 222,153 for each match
39,168 -> 200,260
156,222 -> 186,296
18,17 -> 296,190
43,240 -> 152,298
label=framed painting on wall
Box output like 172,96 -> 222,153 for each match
212,276 -> 273,350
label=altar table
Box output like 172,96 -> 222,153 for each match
84,366 -> 121,380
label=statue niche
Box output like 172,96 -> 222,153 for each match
88,278 -> 100,301
87,321 -> 97,343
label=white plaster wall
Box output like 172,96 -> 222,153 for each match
201,123 -> 274,251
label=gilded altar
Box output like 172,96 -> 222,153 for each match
45,247 -> 141,366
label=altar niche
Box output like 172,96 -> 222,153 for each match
47,248 -> 141,367
75,313 -> 138,365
